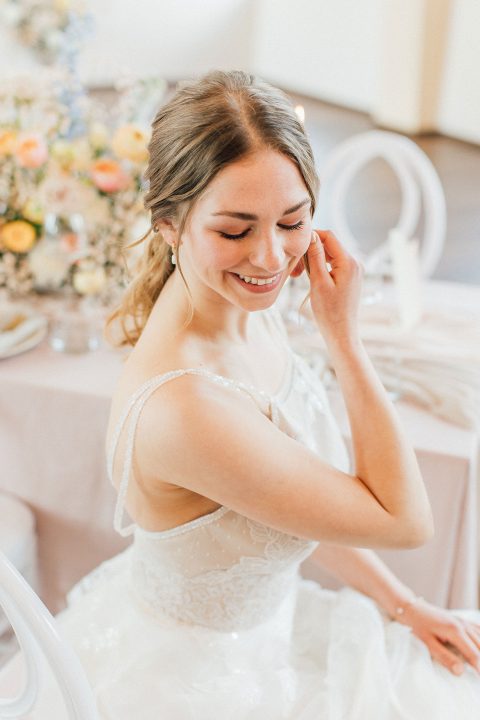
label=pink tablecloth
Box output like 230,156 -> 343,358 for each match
0,280 -> 478,612
0,342 -> 128,612
302,390 -> 479,609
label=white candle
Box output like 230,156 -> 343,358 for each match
294,105 -> 305,124
388,229 -> 423,331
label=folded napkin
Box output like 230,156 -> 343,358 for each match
0,311 -> 47,354
283,297 -> 480,433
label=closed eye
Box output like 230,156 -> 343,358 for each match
279,220 -> 304,232
220,220 -> 304,241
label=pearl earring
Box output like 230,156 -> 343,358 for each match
171,246 -> 177,266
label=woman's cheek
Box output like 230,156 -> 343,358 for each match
293,226 -> 312,257
204,240 -> 243,269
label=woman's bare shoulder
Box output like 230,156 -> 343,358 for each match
105,327 -> 201,443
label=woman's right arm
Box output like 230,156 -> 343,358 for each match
304,230 -> 434,546
134,231 -> 433,548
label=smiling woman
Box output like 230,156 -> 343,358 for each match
149,148 -> 313,314
106,71 -> 318,344
11,70 -> 480,719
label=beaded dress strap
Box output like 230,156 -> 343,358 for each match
108,368 -> 276,537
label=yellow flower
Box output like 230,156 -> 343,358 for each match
89,122 -> 108,151
54,0 -> 71,11
22,199 -> 44,224
0,130 -> 17,156
0,221 -> 37,253
71,138 -> 92,171
51,139 -> 76,169
112,124 -> 149,163
73,265 -> 107,295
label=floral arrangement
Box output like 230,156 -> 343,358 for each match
0,0 -> 91,64
0,71 -> 165,301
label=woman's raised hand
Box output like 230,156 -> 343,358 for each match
305,230 -> 364,348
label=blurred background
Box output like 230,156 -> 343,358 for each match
1,0 -> 479,287
1,1 -> 480,654
0,0 -> 480,284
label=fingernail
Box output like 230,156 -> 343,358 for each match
453,663 -> 464,675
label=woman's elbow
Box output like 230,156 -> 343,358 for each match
399,514 -> 435,549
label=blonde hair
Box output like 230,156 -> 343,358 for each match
107,69 -> 319,347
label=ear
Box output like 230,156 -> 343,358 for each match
290,259 -> 305,278
154,218 -> 179,248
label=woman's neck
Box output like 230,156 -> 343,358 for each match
156,271 -> 257,346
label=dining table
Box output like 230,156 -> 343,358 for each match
0,279 -> 479,614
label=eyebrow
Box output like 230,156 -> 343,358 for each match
211,198 -> 311,221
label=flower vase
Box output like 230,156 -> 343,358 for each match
49,293 -> 102,354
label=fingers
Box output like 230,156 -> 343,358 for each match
466,623 -> 480,647
453,622 -> 480,673
427,636 -> 466,676
306,232 -> 333,283
313,229 -> 365,276
438,618 -> 480,675
313,230 -> 346,266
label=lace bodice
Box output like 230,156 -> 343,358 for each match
107,310 -> 351,631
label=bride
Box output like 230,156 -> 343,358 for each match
18,70 -> 480,717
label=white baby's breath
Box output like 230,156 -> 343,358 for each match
0,69 -> 164,301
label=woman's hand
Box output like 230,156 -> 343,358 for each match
305,230 -> 364,348
398,599 -> 480,677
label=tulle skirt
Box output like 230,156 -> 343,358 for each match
2,550 -> 480,719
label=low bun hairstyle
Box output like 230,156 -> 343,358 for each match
107,70 -> 319,347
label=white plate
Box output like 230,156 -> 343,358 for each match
0,317 -> 48,359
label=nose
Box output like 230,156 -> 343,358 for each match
248,231 -> 287,273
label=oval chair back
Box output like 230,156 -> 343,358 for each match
317,130 -> 446,278
0,551 -> 97,719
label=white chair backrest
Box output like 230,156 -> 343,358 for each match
0,552 -> 97,719
317,130 -> 447,278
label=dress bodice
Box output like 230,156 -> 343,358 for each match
107,310 -> 351,631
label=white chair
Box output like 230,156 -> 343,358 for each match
0,551 -> 98,718
317,130 -> 447,278
0,493 -> 37,639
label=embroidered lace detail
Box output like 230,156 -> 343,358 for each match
129,517 -> 318,632
245,518 -> 316,563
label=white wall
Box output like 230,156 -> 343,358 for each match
251,0 -> 381,113
437,0 -> 480,144
79,0 -> 254,86
1,0 -> 480,144
372,0 -> 451,134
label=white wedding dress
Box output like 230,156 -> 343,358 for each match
7,311 -> 480,718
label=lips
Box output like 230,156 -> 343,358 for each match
229,271 -> 283,293
236,272 -> 279,286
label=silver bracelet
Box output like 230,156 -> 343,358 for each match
394,595 -> 425,617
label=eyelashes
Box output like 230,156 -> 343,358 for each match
220,220 -> 304,241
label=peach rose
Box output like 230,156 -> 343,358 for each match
0,220 -> 37,253
0,130 -> 17,156
112,124 -> 149,163
90,159 -> 129,193
14,133 -> 48,168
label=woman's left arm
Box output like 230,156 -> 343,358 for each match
309,543 -> 480,677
